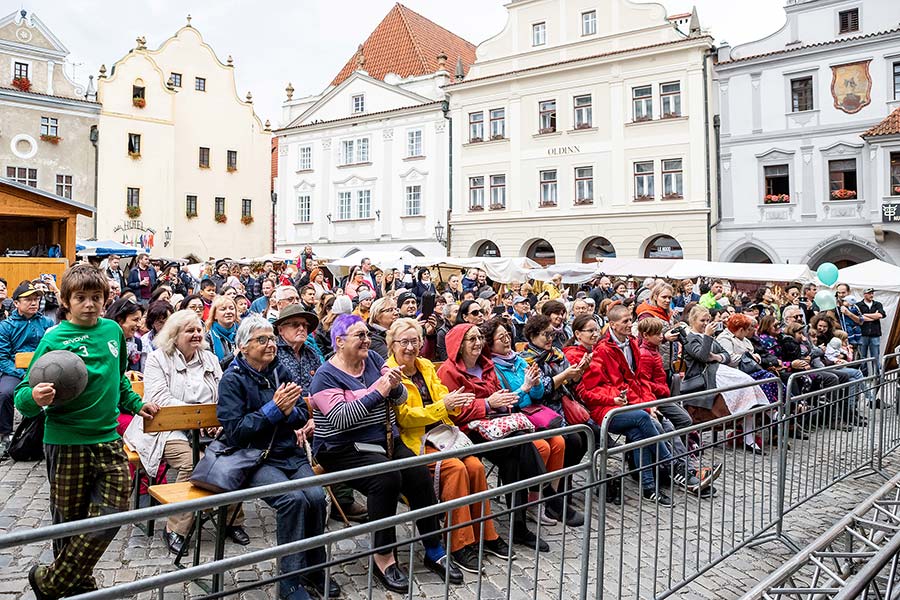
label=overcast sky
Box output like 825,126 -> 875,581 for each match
21,0 -> 786,124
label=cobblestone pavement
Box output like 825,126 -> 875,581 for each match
0,408 -> 898,600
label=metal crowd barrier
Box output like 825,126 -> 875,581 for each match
877,351 -> 900,472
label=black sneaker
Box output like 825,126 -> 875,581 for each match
672,468 -> 701,494
423,554 -> 463,584
483,537 -> 516,560
544,503 -> 585,527
451,545 -> 482,574
512,526 -> 550,552
642,489 -> 674,507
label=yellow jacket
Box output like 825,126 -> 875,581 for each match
386,355 -> 458,455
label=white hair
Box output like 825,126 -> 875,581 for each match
235,314 -> 273,349
273,285 -> 298,302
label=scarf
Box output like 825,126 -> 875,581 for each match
209,321 -> 237,360
608,329 -> 634,370
490,351 -> 519,372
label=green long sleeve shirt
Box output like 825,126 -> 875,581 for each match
14,318 -> 144,445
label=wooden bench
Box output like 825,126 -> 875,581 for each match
14,352 -> 33,370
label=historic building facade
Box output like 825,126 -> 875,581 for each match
274,4 -> 475,259
445,0 -> 716,263
715,0 -> 900,267
96,18 -> 271,260
0,9 -> 100,239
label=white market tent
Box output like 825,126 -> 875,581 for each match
837,260 -> 900,356
411,256 -> 541,284
75,239 -> 138,257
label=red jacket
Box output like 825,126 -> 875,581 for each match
637,341 -> 670,400
564,334 -> 650,424
436,323 -> 500,432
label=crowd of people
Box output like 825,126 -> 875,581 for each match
0,251 -> 888,600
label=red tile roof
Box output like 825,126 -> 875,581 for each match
863,105 -> 900,138
330,3 -> 476,87
718,26 -> 900,65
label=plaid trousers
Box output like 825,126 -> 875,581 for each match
37,441 -> 130,597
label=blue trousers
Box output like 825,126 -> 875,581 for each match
607,410 -> 672,490
0,374 -> 21,436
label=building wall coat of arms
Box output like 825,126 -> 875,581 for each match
830,60 -> 872,114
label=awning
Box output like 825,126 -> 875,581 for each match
75,239 -> 138,257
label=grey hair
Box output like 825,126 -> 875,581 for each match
273,285 -> 298,302
235,314 -> 273,349
155,309 -> 208,355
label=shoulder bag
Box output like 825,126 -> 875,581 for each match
467,413 -> 534,441
190,427 -> 278,493
495,362 -> 563,430
421,424 -> 475,497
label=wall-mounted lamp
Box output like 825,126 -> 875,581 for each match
326,213 -> 333,223
375,210 -> 381,221
163,227 -> 172,247
434,221 -> 446,247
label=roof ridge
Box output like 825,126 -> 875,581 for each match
394,4 -> 429,76
862,104 -> 900,138
720,26 -> 900,65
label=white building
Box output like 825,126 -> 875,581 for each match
274,4 -> 475,259
95,18 -> 271,260
446,0 -> 716,264
715,0 -> 900,267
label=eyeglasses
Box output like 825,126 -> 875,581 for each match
467,309 -> 482,316
280,320 -> 309,330
345,331 -> 370,341
577,328 -> 600,336
494,332 -> 510,342
393,338 -> 421,348
464,334 -> 484,343
252,335 -> 278,346
379,307 -> 399,314
538,330 -> 555,340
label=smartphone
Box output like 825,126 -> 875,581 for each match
620,388 -> 629,404
354,442 -> 387,456
421,293 -> 436,319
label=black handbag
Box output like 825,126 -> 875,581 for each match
679,363 -> 708,395
738,352 -> 764,375
5,413 -> 45,462
190,428 -> 278,493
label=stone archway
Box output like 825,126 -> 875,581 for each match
733,246 -> 774,264
524,238 -> 556,266
642,234 -> 683,259
804,234 -> 888,268
472,240 -> 500,258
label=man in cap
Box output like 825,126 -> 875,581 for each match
396,291 -> 419,318
210,259 -> 230,293
511,295 -> 531,343
0,283 -> 56,453
478,287 -> 498,307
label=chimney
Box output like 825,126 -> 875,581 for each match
455,57 -> 465,81
717,41 -> 731,62
85,75 -> 96,101
689,6 -> 701,36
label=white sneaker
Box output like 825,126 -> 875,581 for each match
528,505 -> 557,526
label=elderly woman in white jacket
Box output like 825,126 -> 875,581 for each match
124,309 -> 246,556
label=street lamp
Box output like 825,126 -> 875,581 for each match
434,221 -> 446,246
164,227 -> 172,247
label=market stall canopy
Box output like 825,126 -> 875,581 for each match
75,239 -> 138,257
837,260 -> 900,293
411,256 -> 541,284
529,263 -> 602,284
591,258 -> 679,279
325,250 -> 422,277
666,260 -> 815,284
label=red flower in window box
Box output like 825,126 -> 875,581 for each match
240,215 -> 254,225
634,194 -> 654,202
132,97 -> 146,108
763,194 -> 790,204
830,189 -> 857,200
11,77 -> 31,92
215,213 -> 228,224
893,185 -> 900,196
40,134 -> 61,145
126,205 -> 141,218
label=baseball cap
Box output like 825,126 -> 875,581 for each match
864,287 -> 875,294
513,295 -> 528,304
478,288 -> 497,300
13,282 -> 43,300
357,289 -> 374,301
397,291 -> 417,306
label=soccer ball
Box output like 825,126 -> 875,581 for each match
28,350 -> 88,406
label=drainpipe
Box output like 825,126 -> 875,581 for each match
90,125 -> 99,239
442,100 -> 452,257
270,190 -> 277,254
702,47 -> 715,261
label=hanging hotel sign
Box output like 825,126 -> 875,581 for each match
883,203 -> 900,224
830,60 -> 872,114
113,219 -> 156,250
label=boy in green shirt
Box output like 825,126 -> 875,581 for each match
14,264 -> 159,599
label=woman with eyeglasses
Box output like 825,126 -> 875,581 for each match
310,314 -> 462,592
217,315 -> 335,600
386,318 -> 513,573
179,294 -> 205,320
437,323 -> 557,553
366,297 -> 398,359
455,299 -> 485,326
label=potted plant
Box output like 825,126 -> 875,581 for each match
129,151 -> 141,159
227,165 -> 237,173
574,122 -> 593,130
11,77 -> 31,92
186,211 -> 198,219
40,134 -> 61,144
538,127 -> 556,135
469,204 -> 484,211
126,205 -> 141,218
215,213 -> 227,224
634,194 -> 653,202
662,192 -> 683,200
469,137 -> 483,143
662,112 -> 681,119
830,189 -> 857,200
132,96 -> 146,108
241,215 -> 254,225
763,194 -> 790,204
539,200 -> 557,207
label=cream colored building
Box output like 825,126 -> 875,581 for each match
0,9 -> 100,239
96,19 -> 271,260
446,0 -> 716,263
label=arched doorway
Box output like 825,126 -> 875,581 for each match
733,247 -> 773,264
474,240 -> 500,258
643,235 -> 683,259
581,237 -> 617,262
812,243 -> 879,269
526,239 -> 556,266
401,246 -> 424,257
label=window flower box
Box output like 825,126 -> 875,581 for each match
763,194 -> 791,204
227,166 -> 237,173
539,200 -> 558,207
893,185 -> 900,196
489,203 -> 506,210
240,215 -> 254,225
469,204 -> 484,211
662,192 -> 683,200
126,205 -> 141,218
661,112 -> 681,119
469,137 -> 483,143
40,134 -> 61,145
11,77 -> 31,92
186,211 -> 198,219
634,194 -> 654,202
132,97 -> 146,108
574,198 -> 594,205
633,115 -> 653,123
128,151 -> 141,160
830,189 -> 857,200
490,134 -> 505,141
574,122 -> 593,130
215,213 -> 227,224
538,127 -> 556,135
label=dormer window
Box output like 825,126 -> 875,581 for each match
582,11 -> 597,36
838,8 -> 859,34
532,22 -> 546,46
170,73 -> 182,88
132,85 -> 145,100
352,94 -> 365,114
14,62 -> 28,80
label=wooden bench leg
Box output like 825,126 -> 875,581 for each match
326,486 -> 351,527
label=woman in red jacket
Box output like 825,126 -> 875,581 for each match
437,323 -> 561,552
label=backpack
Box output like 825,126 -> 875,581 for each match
6,413 -> 45,462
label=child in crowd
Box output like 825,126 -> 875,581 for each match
14,264 -> 159,599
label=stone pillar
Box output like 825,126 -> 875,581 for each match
720,152 -> 734,220
380,128 -> 394,239
751,72 -> 762,134
319,138 -> 332,242
800,144 -> 816,220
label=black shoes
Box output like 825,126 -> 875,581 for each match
28,566 -> 51,600
226,526 -> 250,545
483,536 -> 516,560
163,529 -> 186,555
299,572 -> 342,598
512,526 -> 550,552
642,489 -> 674,507
373,562 -> 409,593
451,545 -> 482,573
423,554 -> 464,584
332,500 -> 368,523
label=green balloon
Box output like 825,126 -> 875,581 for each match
814,289 -> 837,311
817,263 -> 839,286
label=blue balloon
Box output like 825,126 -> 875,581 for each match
814,289 -> 837,311
817,262 -> 839,287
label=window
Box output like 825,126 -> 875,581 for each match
490,175 -> 506,208
127,187 -> 140,209
341,137 -> 369,164
13,62 -> 28,80
352,94 -> 365,114
227,150 -> 238,171
575,167 -> 593,204
838,8 -> 859,34
489,108 -> 505,139
298,146 -> 312,170
633,86 -> 653,121
469,112 -> 484,142
662,159 -> 684,199
539,100 -> 557,133
214,197 -> 225,216
128,133 -> 141,155
6,167 -> 37,187
829,159 -> 858,199
469,176 -> 485,210
405,185 -> 422,216
338,191 -> 352,220
195,77 -> 206,92
582,11 -> 597,36
39,117 -> 58,137
634,161 -> 654,200
199,147 -> 210,168
890,152 -> 900,196
407,129 -> 423,157
539,170 -> 558,206
893,62 -> 900,100
357,190 -> 371,219
791,77 -> 814,112
55,174 -> 72,199
170,72 -> 182,87
186,195 -> 198,217
132,85 -> 145,100
242,198 -> 252,218
764,164 -> 791,201
297,194 -> 311,222
532,22 -> 546,46
573,95 -> 592,129
661,82 -> 682,118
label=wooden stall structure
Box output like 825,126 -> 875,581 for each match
0,177 -> 94,285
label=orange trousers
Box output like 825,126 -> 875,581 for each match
532,435 -> 566,474
425,447 -> 498,552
